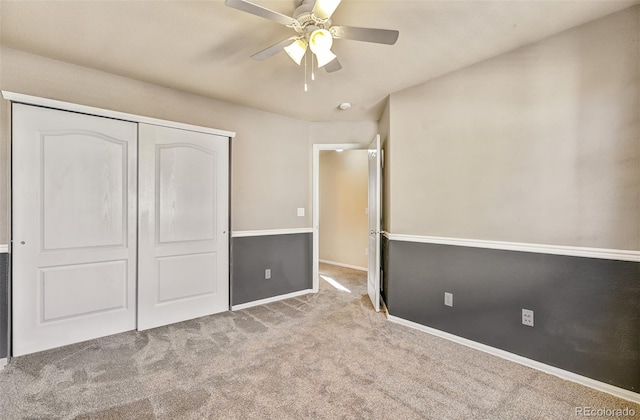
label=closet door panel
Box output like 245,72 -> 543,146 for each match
42,132 -> 126,250
157,145 -> 216,243
12,104 -> 137,356
138,123 -> 229,331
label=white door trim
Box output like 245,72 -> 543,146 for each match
1,91 -> 236,138
312,143 -> 369,292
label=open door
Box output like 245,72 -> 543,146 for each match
367,134 -> 381,312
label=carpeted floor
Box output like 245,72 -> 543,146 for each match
1,263 -> 638,419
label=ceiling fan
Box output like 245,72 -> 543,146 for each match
225,0 -> 399,73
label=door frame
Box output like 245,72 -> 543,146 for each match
312,143 -> 369,292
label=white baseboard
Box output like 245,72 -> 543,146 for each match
319,260 -> 367,272
0,358 -> 6,368
231,289 -> 315,311
387,314 -> 640,404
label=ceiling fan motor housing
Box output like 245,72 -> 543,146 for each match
294,0 -> 315,13
293,0 -> 332,34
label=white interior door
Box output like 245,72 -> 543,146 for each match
138,123 -> 229,331
12,104 -> 138,356
367,134 -> 381,312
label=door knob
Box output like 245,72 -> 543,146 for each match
20,241 -> 25,245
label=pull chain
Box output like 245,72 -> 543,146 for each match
311,54 -> 315,81
304,51 -> 308,92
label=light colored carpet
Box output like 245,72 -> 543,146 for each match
1,263 -> 638,419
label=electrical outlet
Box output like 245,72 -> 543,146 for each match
444,292 -> 453,307
522,309 -> 534,327
265,269 -> 271,279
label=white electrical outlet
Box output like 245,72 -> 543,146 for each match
265,269 -> 271,279
522,309 -> 534,327
444,292 -> 453,307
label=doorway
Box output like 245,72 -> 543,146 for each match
312,140 -> 381,312
318,149 -> 369,271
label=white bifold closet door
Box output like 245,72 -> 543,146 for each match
12,104 -> 138,356
137,124 -> 229,331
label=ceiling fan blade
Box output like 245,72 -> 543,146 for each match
250,38 -> 294,61
312,0 -> 342,20
225,0 -> 297,27
331,26 -> 399,45
324,58 -> 342,73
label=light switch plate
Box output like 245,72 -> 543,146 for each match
444,292 -> 453,307
297,207 -> 305,217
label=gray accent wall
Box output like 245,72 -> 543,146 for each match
386,240 -> 640,393
232,233 -> 312,306
0,252 -> 7,359
381,236 -> 389,305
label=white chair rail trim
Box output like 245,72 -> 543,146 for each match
232,228 -> 314,238
384,233 -> 640,262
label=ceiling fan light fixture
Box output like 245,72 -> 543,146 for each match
284,38 -> 307,65
309,29 -> 333,54
314,49 -> 337,68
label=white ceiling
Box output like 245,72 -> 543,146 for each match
1,0 -> 637,122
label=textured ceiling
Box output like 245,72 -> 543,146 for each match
1,0 -> 638,122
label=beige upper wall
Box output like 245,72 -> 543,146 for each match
389,5 -> 639,250
0,48 -> 381,243
319,150 -> 369,268
309,121 -> 378,145
0,47 -> 313,241
378,99 -> 391,232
